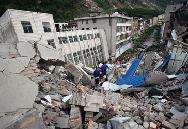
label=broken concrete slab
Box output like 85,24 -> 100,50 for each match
0,57 -> 30,73
17,41 -> 36,58
0,43 -> 19,58
76,65 -> 92,86
0,73 -> 38,114
84,94 -> 103,112
37,44 -> 64,61
145,71 -> 168,85
64,62 -> 83,84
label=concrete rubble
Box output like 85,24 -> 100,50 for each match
0,41 -> 188,129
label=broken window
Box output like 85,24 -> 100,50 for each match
21,21 -> 33,33
47,39 -> 56,48
42,22 -> 51,32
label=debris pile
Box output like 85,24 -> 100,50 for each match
0,41 -> 188,129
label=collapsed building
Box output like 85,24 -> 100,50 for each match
0,6 -> 188,129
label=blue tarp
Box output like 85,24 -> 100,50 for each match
116,59 -> 145,87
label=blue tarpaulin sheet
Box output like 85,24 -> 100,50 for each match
116,59 -> 145,87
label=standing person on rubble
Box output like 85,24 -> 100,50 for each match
101,61 -> 109,80
93,66 -> 101,88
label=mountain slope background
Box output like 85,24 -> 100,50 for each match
0,0 -> 183,22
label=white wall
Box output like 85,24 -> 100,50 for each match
56,29 -> 109,67
8,9 -> 59,46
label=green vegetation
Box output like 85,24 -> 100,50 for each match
0,0 -> 88,22
94,0 -> 112,10
133,27 -> 154,49
117,8 -> 161,18
146,44 -> 161,52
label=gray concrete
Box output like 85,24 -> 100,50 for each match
145,71 -> 168,85
64,62 -> 83,84
37,44 -> 64,61
182,81 -> 188,97
76,65 -> 92,86
17,41 -> 36,58
0,73 -> 38,114
0,57 -> 30,74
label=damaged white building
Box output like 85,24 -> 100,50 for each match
0,9 -> 109,67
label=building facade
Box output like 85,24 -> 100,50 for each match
74,12 -> 133,57
0,9 -> 109,67
56,29 -> 109,67
0,9 -> 59,48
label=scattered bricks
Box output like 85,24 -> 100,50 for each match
153,103 -> 164,112
43,111 -> 58,125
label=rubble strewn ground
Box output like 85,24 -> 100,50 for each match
0,39 -> 188,129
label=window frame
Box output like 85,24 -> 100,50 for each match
42,22 -> 51,32
21,21 -> 33,33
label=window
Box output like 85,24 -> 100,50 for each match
87,34 -> 90,40
86,28 -> 90,30
92,19 -> 96,23
42,22 -> 51,32
21,21 -> 33,33
83,35 -> 87,40
58,37 -> 68,44
97,33 -> 100,38
73,36 -> 78,42
82,28 -> 85,30
47,39 -> 56,48
90,34 -> 94,39
95,33 -> 100,38
69,36 -> 74,43
55,24 -> 60,32
86,20 -> 88,24
67,54 -> 73,62
79,35 -> 83,41
82,20 -> 84,24
93,27 -> 97,29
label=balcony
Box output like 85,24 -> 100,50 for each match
117,22 -> 132,27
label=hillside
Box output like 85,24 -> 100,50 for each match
0,0 -> 182,22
